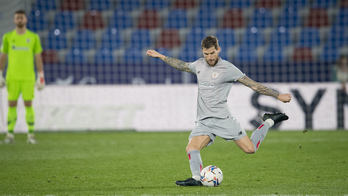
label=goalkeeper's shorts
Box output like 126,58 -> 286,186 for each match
6,80 -> 35,101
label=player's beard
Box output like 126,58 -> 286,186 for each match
206,58 -> 218,66
16,23 -> 25,28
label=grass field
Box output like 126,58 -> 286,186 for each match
0,130 -> 347,196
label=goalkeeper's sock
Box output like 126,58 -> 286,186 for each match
188,150 -> 202,181
250,119 -> 273,152
25,106 -> 35,134
7,106 -> 17,134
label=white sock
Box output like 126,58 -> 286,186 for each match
265,119 -> 274,127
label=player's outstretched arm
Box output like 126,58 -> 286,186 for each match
146,50 -> 193,73
237,76 -> 292,103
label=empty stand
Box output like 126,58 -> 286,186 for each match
60,0 -> 85,11
293,47 -> 313,62
255,0 -> 282,9
222,9 -> 244,28
214,28 -> 236,49
193,8 -> 218,29
82,10 -> 104,30
138,10 -> 161,29
41,50 -> 60,64
130,29 -> 152,49
53,11 -> 76,32
100,28 -> 124,50
278,7 -> 301,28
297,28 -> 321,47
89,0 -> 112,11
304,8 -> 329,28
248,9 -> 274,28
27,10 -> 48,32
94,48 -> 114,64
45,29 -> 68,50
174,0 -> 197,9
72,30 -> 96,50
109,9 -> 133,29
65,48 -> 88,64
164,9 -> 188,29
157,29 -> 181,49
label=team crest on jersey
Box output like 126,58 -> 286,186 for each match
212,72 -> 219,79
26,38 -> 30,43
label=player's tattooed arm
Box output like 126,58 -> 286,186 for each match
237,76 -> 279,99
146,50 -> 193,73
162,56 -> 193,73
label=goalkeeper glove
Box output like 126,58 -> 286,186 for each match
36,70 -> 45,90
0,70 -> 5,88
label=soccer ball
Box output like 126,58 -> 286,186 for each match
200,165 -> 223,187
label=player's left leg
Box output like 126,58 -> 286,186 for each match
235,113 -> 289,153
22,82 -> 37,144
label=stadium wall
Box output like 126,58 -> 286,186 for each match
0,82 -> 347,133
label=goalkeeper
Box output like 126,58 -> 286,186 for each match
146,36 -> 292,186
0,10 -> 45,144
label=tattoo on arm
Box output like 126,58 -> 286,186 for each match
163,56 -> 193,73
238,76 -> 279,99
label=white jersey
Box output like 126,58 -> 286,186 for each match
188,58 -> 245,121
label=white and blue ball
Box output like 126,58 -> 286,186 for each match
200,165 -> 223,187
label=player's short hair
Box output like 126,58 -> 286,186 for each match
15,10 -> 26,16
201,36 -> 219,50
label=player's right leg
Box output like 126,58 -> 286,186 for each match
22,81 -> 37,144
175,135 -> 211,186
2,81 -> 20,144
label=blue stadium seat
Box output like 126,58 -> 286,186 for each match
285,0 -> 310,8
241,27 -> 266,47
72,30 -> 96,50
319,45 -> 340,63
178,46 -> 202,62
65,48 -> 88,64
297,28 -> 321,47
312,0 -> 338,8
145,0 -> 171,10
193,8 -> 218,29
116,0 -> 141,11
278,7 -> 301,28
215,28 -> 236,49
95,48 -> 114,63
326,27 -> 348,47
218,47 -> 229,61
53,11 -> 76,32
32,0 -> 57,10
333,9 -> 348,27
184,28 -> 207,48
100,28 -> 124,50
45,29 -> 68,50
123,47 -> 144,64
27,10 -> 48,32
109,9 -> 133,29
269,28 -> 294,47
129,29 -> 152,49
200,0 -> 226,8
248,9 -> 274,28
229,0 -> 254,8
263,46 -> 285,63
234,46 -> 258,64
164,9 -> 188,29
89,0 -> 112,11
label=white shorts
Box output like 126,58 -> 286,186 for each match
189,116 -> 247,146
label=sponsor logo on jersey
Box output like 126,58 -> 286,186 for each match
12,45 -> 29,51
199,81 -> 214,87
212,72 -> 219,79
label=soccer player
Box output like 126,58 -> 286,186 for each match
146,36 -> 292,186
0,10 -> 45,144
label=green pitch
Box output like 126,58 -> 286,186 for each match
0,131 -> 347,196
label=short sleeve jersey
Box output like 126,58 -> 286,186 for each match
1,29 -> 42,81
188,58 -> 245,120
